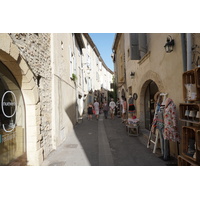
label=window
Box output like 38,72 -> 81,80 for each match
99,61 -> 102,71
87,42 -> 90,53
130,33 -> 148,60
87,54 -> 91,69
69,46 -> 73,78
69,46 -> 76,78
79,67 -> 82,86
128,86 -> 132,95
119,64 -> 124,82
61,41 -> 64,50
130,33 -> 140,60
0,62 -> 26,165
139,33 -> 147,58
96,72 -> 99,82
88,78 -> 92,92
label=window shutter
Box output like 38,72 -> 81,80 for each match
139,33 -> 147,55
87,54 -> 91,69
69,46 -> 73,77
130,33 -> 140,60
99,61 -> 102,70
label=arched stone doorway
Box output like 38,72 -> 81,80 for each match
139,80 -> 159,130
139,70 -> 164,130
117,86 -> 126,101
0,34 -> 40,165
121,88 -> 125,98
144,81 -> 159,130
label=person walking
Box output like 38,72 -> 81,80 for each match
87,103 -> 93,120
93,99 -> 100,120
109,98 -> 116,119
102,101 -> 109,119
116,98 -> 121,117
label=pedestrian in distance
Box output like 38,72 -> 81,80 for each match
116,97 -> 121,117
109,98 -> 116,119
102,101 -> 109,119
99,102 -> 103,114
122,96 -> 127,123
93,99 -> 100,120
87,103 -> 93,120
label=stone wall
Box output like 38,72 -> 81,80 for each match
9,33 -> 52,159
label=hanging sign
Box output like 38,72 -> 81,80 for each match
133,93 -> 138,100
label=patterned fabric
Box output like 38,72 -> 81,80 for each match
157,109 -> 164,130
150,103 -> 160,133
163,98 -> 180,142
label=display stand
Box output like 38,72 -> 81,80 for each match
147,93 -> 167,154
125,118 -> 139,136
178,68 -> 200,166
147,129 -> 161,153
178,155 -> 198,166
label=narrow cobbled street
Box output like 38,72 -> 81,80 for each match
41,113 -> 175,166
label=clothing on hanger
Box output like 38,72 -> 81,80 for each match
163,98 -> 180,142
128,96 -> 135,113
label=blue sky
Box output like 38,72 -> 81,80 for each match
89,33 -> 116,71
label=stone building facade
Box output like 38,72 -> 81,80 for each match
9,33 -> 53,162
112,33 -> 200,159
0,33 -> 113,166
82,34 -> 114,112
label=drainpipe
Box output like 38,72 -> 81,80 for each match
186,33 -> 192,71
181,33 -> 187,72
72,34 -> 78,123
186,34 -> 193,128
180,34 -> 192,155
51,33 -> 56,149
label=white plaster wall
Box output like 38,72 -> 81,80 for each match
51,33 -> 77,148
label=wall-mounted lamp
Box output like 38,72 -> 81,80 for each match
130,72 -> 135,79
89,89 -> 93,94
164,35 -> 175,53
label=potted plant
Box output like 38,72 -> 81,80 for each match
71,73 -> 77,82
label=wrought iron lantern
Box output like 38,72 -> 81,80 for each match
130,71 -> 135,79
164,35 -> 175,53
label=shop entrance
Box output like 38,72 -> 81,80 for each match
0,62 -> 26,165
144,81 -> 158,130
